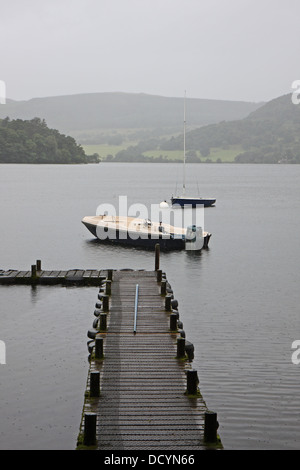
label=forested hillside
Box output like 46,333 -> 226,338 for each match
160,93 -> 300,163
0,117 -> 98,163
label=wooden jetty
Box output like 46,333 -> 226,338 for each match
77,268 -> 222,450
0,262 -> 105,286
0,251 -> 222,450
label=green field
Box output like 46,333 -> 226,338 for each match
83,143 -> 244,163
82,143 -> 130,159
143,146 -> 244,162
207,145 -> 244,162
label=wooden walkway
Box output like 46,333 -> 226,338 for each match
0,267 -> 105,286
77,270 -> 221,450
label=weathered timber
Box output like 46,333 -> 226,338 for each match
0,268 -> 106,286
77,270 -> 222,450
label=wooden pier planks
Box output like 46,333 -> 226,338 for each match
0,268 -> 105,286
79,270 -> 212,450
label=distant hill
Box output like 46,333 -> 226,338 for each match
0,92 -> 263,138
160,93 -> 300,163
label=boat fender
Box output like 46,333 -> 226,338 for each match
178,329 -> 185,338
87,340 -> 95,353
94,308 -> 101,317
95,301 -> 102,309
171,299 -> 178,310
93,317 -> 99,328
87,328 -> 99,339
166,288 -> 173,294
98,293 -> 103,300
185,341 -> 195,354
177,320 -> 183,329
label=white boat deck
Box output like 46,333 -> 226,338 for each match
82,215 -> 187,237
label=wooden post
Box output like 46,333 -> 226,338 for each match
177,337 -> 186,358
100,313 -> 107,331
204,411 -> 219,443
102,295 -> 109,312
31,265 -> 37,278
165,294 -> 172,311
84,413 -> 97,446
36,260 -> 41,271
156,269 -> 162,282
105,281 -> 111,295
160,280 -> 166,295
170,313 -> 177,331
95,337 -> 103,359
90,371 -> 100,397
186,369 -> 198,395
107,269 -> 113,281
155,243 -> 160,271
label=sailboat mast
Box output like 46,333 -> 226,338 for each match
183,91 -> 186,195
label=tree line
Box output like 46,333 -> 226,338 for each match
0,117 -> 99,164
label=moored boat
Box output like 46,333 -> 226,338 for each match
171,196 -> 216,208
82,215 -> 211,251
170,91 -> 216,208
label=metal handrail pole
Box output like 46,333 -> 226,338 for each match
133,284 -> 139,334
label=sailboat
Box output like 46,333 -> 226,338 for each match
171,92 -> 216,208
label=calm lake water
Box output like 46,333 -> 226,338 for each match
0,162 -> 299,450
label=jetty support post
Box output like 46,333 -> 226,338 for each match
170,313 -> 178,331
161,279 -> 167,295
102,295 -> 109,312
105,280 -> 111,296
95,336 -> 103,359
100,313 -> 107,331
31,264 -> 37,278
165,294 -> 172,311
36,260 -> 41,271
83,413 -> 97,446
177,337 -> 186,358
155,243 -> 160,271
204,411 -> 219,443
90,371 -> 100,397
186,369 -> 199,395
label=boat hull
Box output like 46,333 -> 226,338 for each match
82,221 -> 185,251
171,197 -> 216,208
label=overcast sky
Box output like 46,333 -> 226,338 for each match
0,0 -> 299,103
